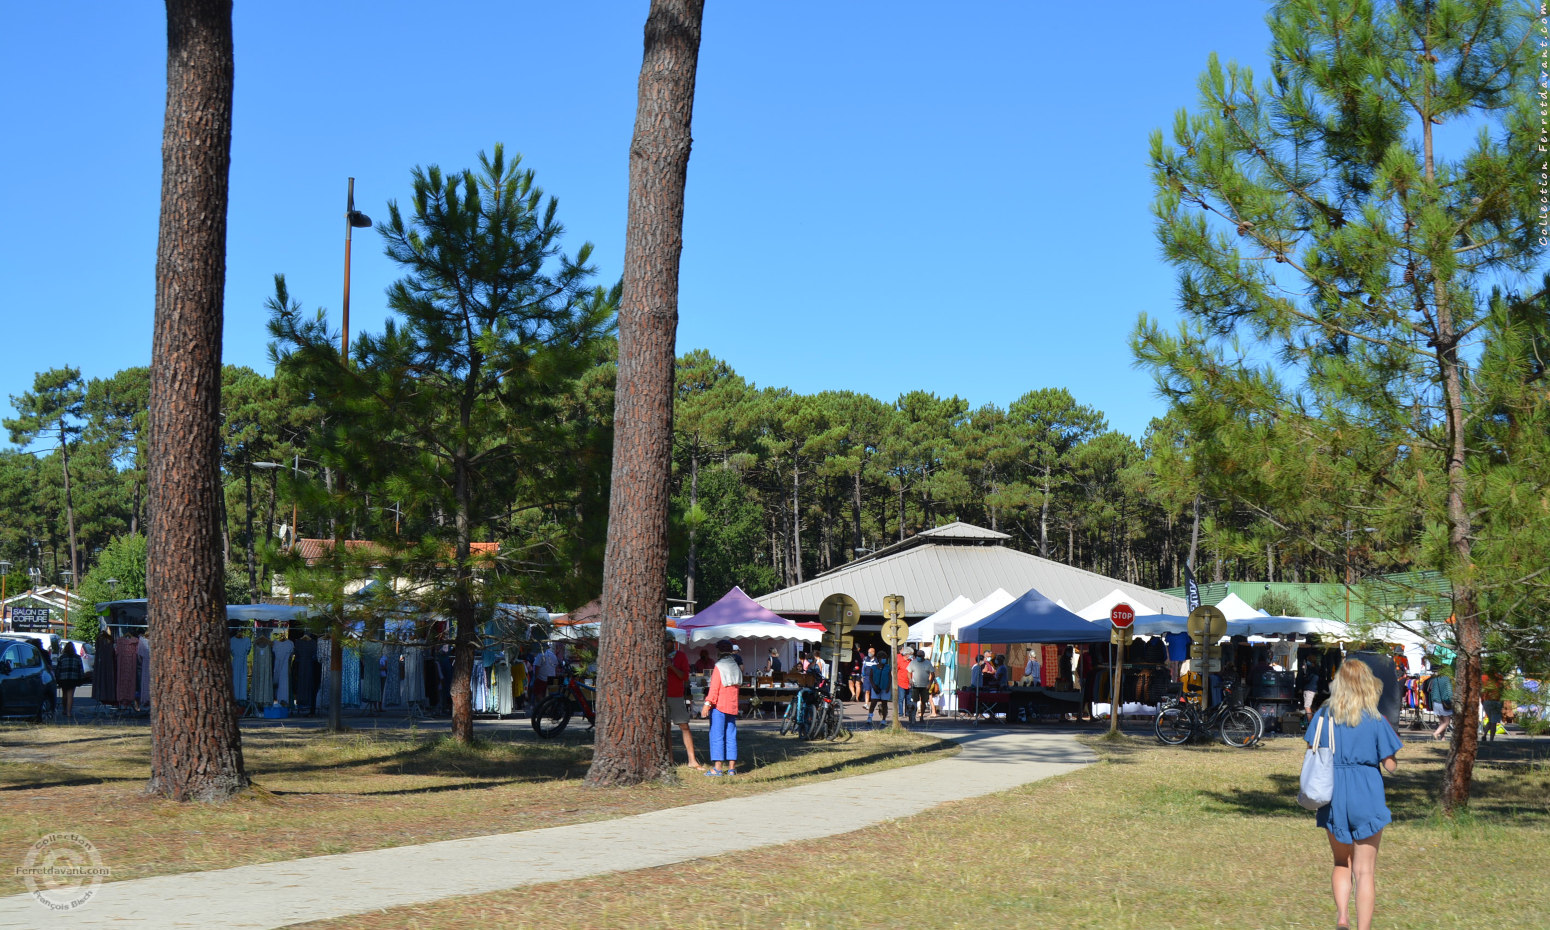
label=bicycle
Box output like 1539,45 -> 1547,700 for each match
531,669 -> 595,738
1153,678 -> 1263,748
780,684 -> 846,741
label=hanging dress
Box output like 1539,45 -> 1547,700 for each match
272,637 -> 294,704
94,629 -> 117,705
115,635 -> 140,705
341,645 -> 360,706
383,644 -> 402,706
138,636 -> 152,703
251,638 -> 275,705
494,658 -> 514,716
400,647 -> 426,704
293,635 -> 318,711
230,636 -> 251,701
315,637 -> 332,709
360,640 -> 383,703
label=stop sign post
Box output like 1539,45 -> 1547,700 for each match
1108,603 -> 1134,735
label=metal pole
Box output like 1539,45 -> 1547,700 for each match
342,178 -> 354,361
1108,635 -> 1121,735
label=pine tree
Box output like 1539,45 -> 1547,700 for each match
271,147 -> 617,744
587,0 -> 705,787
5,368 -> 86,580
1135,0 -> 1540,810
145,0 -> 247,802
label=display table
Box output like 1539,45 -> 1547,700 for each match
1009,685 -> 1083,718
743,684 -> 803,718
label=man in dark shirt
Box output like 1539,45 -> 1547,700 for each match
1349,648 -> 1403,727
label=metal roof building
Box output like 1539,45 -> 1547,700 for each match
754,522 -> 1186,620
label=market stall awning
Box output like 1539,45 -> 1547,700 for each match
907,595 -> 973,642
672,586 -> 823,644
1076,587 -> 1168,621
947,589 -> 1017,639
957,586 -> 1111,644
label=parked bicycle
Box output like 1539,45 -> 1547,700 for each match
780,684 -> 847,741
531,669 -> 595,738
1153,678 -> 1263,748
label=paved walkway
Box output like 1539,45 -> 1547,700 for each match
0,727 -> 1092,930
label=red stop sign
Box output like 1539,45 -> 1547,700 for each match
1110,604 -> 1135,629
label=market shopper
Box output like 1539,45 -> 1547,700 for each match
861,647 -> 880,702
1306,659 -> 1401,930
668,639 -> 701,769
1480,665 -> 1505,742
54,641 -> 86,719
702,640 -> 742,776
1428,665 -> 1454,740
907,649 -> 933,723
865,654 -> 891,724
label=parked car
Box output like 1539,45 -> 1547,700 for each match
0,637 -> 56,720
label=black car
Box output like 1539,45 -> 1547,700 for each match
0,636 -> 56,721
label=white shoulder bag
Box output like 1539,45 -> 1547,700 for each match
1297,710 -> 1336,810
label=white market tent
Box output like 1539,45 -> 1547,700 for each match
907,595 -> 973,643
1077,588 -> 1169,622
671,587 -> 823,646
1212,592 -> 1266,621
948,589 -> 1017,639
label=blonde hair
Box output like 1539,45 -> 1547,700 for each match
1327,659 -> 1382,727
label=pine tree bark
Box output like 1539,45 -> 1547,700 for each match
59,424 -> 79,580
145,0 -> 247,802
586,0 -> 703,788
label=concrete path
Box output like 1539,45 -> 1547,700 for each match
0,727 -> 1092,930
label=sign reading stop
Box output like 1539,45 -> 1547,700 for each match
1110,603 -> 1135,629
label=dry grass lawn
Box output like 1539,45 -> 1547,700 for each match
295,731 -> 1550,930
0,721 -> 951,894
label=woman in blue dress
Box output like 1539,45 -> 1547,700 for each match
1307,658 -> 1402,930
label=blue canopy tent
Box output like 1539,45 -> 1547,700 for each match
956,586 -> 1112,644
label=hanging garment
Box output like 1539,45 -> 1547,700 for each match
400,647 -> 426,704
230,636 -> 251,701
293,635 -> 317,711
137,636 -> 152,703
272,637 -> 294,704
494,659 -> 514,716
115,635 -> 140,705
341,645 -> 360,706
511,658 -> 527,705
251,638 -> 275,704
360,641 -> 383,703
94,630 -> 117,705
383,645 -> 402,706
315,637 -> 332,709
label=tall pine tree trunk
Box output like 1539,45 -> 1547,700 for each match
59,426 -> 79,579
851,470 -> 863,555
1038,466 -> 1051,558
1188,494 -> 1201,571
146,0 -> 246,802
791,465 -> 803,583
244,465 -> 257,603
587,0 -> 703,787
685,448 -> 698,611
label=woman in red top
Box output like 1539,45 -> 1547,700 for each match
701,640 -> 743,776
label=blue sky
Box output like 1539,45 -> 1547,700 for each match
1,1 -> 1275,442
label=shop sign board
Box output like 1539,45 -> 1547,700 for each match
10,607 -> 53,632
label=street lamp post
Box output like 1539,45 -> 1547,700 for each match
59,569 -> 74,637
341,179 -> 371,361
0,560 -> 10,626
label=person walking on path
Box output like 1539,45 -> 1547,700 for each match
701,639 -> 742,776
54,641 -> 86,719
667,639 -> 701,769
861,646 -> 879,705
1428,664 -> 1454,740
866,653 -> 891,724
1307,659 -> 1402,930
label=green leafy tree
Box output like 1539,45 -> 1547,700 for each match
5,368 -> 86,579
1134,0 -> 1539,810
271,145 -> 617,743
73,533 -> 149,641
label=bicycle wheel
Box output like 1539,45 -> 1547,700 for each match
1219,707 -> 1262,748
532,695 -> 572,738
779,700 -> 795,736
823,702 -> 845,740
1154,706 -> 1193,745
